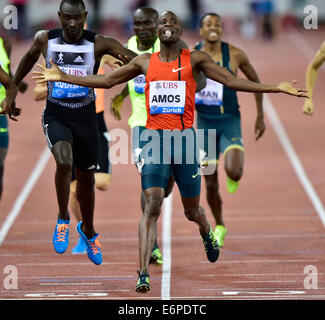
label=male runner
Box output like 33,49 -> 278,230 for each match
194,13 -> 265,247
34,11 -> 308,293
33,55 -> 113,254
8,0 -> 136,265
110,7 -> 205,265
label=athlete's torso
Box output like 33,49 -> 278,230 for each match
46,29 -> 99,109
127,36 -> 160,128
195,41 -> 240,117
145,49 -> 196,130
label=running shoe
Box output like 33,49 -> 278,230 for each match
71,235 -> 87,254
76,222 -> 102,265
202,228 -> 220,262
213,225 -> 227,247
150,247 -> 163,266
135,270 -> 150,294
227,177 -> 239,194
53,219 -> 70,254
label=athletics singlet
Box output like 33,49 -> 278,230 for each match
127,36 -> 160,129
145,49 -> 196,130
46,29 -> 98,109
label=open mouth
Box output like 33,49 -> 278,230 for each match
209,31 -> 218,37
163,29 -> 173,38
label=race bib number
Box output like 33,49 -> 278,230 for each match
149,81 -> 186,114
52,66 -> 89,99
195,78 -> 223,106
133,74 -> 146,94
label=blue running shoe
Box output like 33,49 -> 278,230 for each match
53,219 -> 70,254
72,235 -> 87,254
76,222 -> 102,265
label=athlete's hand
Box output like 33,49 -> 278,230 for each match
277,81 -> 309,98
32,58 -> 63,83
104,55 -> 125,71
0,99 -> 21,121
302,98 -> 314,116
110,94 -> 124,120
255,116 -> 265,141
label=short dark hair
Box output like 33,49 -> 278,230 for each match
59,0 -> 86,12
135,7 -> 159,20
199,13 -> 221,28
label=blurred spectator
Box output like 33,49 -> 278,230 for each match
187,0 -> 202,31
91,0 -> 102,32
249,0 -> 275,41
11,0 -> 29,40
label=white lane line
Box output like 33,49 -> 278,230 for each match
264,95 -> 325,227
16,262 -> 135,266
40,283 -> 101,286
161,192 -> 173,300
200,259 -> 319,264
286,31 -> 325,70
0,147 -> 51,245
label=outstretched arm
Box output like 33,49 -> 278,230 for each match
192,50 -> 308,97
33,53 -> 150,89
303,41 -> 325,115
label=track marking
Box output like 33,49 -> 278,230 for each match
223,290 -> 305,296
286,31 -> 325,68
0,147 -> 51,245
40,283 -> 102,286
200,259 -> 319,264
264,95 -> 325,226
161,192 -> 173,300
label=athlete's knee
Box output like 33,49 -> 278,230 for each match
95,173 -> 111,191
144,190 -> 164,219
56,158 -> 73,175
184,205 -> 203,222
225,165 -> 243,181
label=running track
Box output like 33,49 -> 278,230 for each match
0,27 -> 325,301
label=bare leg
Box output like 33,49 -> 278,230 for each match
75,168 -> 95,239
52,141 -> 73,221
224,148 -> 244,182
204,168 -> 223,226
70,173 -> 111,223
139,187 -> 164,274
181,195 -> 210,236
0,148 -> 7,201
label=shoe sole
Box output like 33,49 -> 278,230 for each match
135,284 -> 150,294
149,255 -> 163,266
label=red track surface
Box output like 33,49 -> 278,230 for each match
0,27 -> 325,301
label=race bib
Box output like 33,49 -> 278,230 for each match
149,81 -> 186,115
133,74 -> 146,94
52,66 -> 89,99
195,78 -> 223,106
